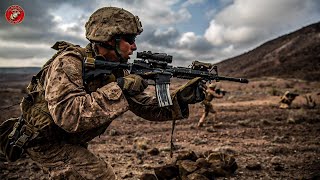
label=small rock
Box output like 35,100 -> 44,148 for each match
274,164 -> 284,171
192,138 -> 208,145
134,138 -> 150,150
159,146 -> 171,152
194,168 -> 215,179
136,150 -> 145,158
178,160 -> 198,176
30,162 -> 41,171
137,158 -> 144,164
237,119 -> 252,126
260,119 -> 272,125
246,163 -> 262,170
154,164 -> 179,180
196,158 -> 211,168
109,129 -> 119,136
206,152 -> 238,174
140,173 -> 158,180
187,172 -> 210,180
176,150 -> 198,161
206,127 -> 216,133
270,156 -> 282,165
148,148 -> 160,156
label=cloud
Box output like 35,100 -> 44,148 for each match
0,1 -> 89,44
136,28 -> 217,66
0,0 -> 194,66
177,32 -> 213,52
182,0 -> 206,8
139,26 -> 178,48
95,0 -> 191,25
204,0 -> 320,50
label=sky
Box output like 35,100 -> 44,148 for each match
0,0 -> 319,67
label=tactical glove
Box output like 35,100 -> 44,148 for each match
175,77 -> 206,104
117,74 -> 148,96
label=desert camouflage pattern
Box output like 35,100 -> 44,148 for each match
85,7 -> 143,42
24,42 -> 188,179
279,91 -> 298,109
44,51 -> 129,133
27,143 -> 117,179
44,47 -> 187,133
198,85 -> 224,127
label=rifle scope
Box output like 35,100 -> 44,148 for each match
137,51 -> 172,63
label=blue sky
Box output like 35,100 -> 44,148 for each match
173,0 -> 219,35
0,0 -> 319,67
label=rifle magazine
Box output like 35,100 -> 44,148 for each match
156,84 -> 173,107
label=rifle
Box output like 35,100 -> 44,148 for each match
85,51 -> 249,107
287,93 -> 299,98
215,88 -> 227,96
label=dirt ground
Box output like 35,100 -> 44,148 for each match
0,74 -> 320,180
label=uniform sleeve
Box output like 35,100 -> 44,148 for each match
126,92 -> 189,121
208,89 -> 223,98
45,53 -> 129,133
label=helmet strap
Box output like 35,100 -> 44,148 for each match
114,36 -> 126,63
92,37 -> 126,63
95,41 -> 114,50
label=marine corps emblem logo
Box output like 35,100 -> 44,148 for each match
5,5 -> 25,24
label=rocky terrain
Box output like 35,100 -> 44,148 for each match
0,76 -> 319,179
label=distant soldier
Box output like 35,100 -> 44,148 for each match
304,94 -> 316,109
198,83 -> 225,127
279,91 -> 299,109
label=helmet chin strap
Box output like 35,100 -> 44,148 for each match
114,36 -> 126,63
93,36 -> 126,63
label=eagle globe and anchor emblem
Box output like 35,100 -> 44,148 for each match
5,5 -> 25,24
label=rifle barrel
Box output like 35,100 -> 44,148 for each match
217,76 -> 249,83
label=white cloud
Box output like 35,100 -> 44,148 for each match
205,21 -> 258,46
95,0 -> 191,25
182,0 -> 206,8
204,0 -> 320,49
154,27 -> 178,39
204,21 -> 224,46
178,32 -> 198,46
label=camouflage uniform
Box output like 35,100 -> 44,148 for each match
279,91 -> 298,109
21,7 -> 199,179
198,84 -> 224,127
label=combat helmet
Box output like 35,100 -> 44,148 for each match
85,7 -> 143,42
208,83 -> 216,89
85,7 -> 143,62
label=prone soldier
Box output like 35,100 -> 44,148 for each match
279,91 -> 299,109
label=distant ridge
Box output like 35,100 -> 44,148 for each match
0,67 -> 40,74
216,22 -> 320,81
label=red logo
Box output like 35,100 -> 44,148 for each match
5,5 -> 25,24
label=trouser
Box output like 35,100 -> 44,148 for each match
26,143 -> 117,180
198,104 -> 216,126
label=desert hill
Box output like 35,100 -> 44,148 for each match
216,22 -> 320,81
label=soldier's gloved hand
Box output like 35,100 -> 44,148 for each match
176,77 -> 206,104
117,74 -> 148,96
